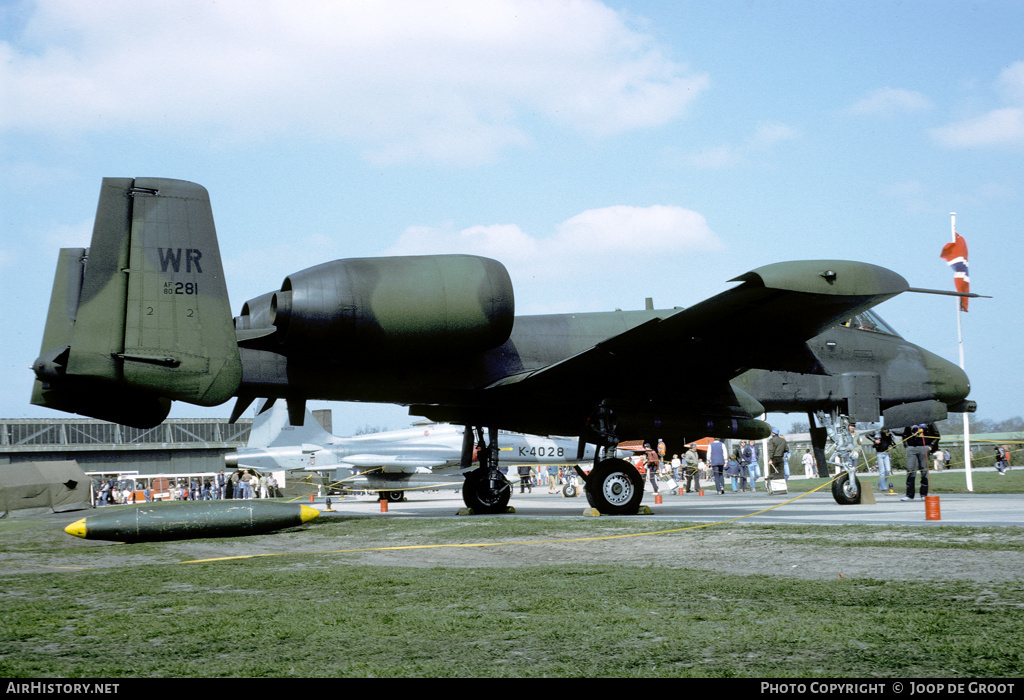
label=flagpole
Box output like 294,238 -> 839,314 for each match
952,212 -> 974,491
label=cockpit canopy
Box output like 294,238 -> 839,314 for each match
839,309 -> 901,337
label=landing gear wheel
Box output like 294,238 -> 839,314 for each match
832,471 -> 861,505
562,483 -> 578,498
586,458 -> 644,515
381,491 -> 404,503
462,468 -> 511,514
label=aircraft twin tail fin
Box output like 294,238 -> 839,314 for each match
31,178 -> 241,428
247,399 -> 335,449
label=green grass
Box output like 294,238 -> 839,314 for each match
3,559 -> 1021,678
2,516 -> 1023,678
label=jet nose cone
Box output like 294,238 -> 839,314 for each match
926,351 -> 970,405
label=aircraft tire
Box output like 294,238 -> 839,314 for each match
462,469 -> 511,514
381,491 -> 404,503
562,483 -> 578,498
586,458 -> 644,515
832,471 -> 861,505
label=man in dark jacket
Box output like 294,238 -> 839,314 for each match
767,427 -> 788,479
518,465 -> 533,493
901,424 -> 938,501
707,438 -> 727,494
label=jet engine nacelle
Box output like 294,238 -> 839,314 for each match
235,291 -> 277,330
267,255 -> 515,356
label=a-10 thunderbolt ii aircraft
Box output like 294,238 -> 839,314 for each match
226,400 -> 607,501
31,178 -> 975,514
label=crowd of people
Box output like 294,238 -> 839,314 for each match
515,464 -> 582,493
93,468 -> 280,505
630,432 -> 787,496
531,423 -> 1015,501
92,477 -> 142,506
96,428 -> 1014,506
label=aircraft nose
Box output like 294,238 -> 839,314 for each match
925,351 -> 970,405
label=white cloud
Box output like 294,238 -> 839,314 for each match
848,87 -> 932,117
551,205 -> 720,256
997,61 -> 1024,105
385,204 -> 723,311
686,121 -> 798,169
388,222 -> 542,262
1,0 -> 709,164
930,61 -> 1024,149
687,144 -> 741,169
750,122 -> 798,148
931,107 -> 1024,148
388,204 -> 721,261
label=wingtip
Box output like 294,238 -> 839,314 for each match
732,260 -> 909,296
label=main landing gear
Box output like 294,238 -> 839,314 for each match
584,457 -> 645,515
462,468 -> 511,514
460,426 -> 511,514
457,412 -> 648,516
580,406 -> 646,516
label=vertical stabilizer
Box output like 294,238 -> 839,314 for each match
32,178 -> 241,428
247,400 -> 335,449
119,178 -> 240,405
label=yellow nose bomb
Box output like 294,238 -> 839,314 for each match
64,518 -> 88,539
60,501 -> 319,542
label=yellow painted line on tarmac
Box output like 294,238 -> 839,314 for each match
3,560 -> 94,571
179,480 -> 836,565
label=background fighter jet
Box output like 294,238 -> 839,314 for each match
31,178 -> 974,514
225,400 -> 602,501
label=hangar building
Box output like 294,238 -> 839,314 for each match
0,417 -> 254,475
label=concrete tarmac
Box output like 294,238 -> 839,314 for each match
314,482 -> 1024,528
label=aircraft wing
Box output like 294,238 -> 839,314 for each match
487,260 -> 908,397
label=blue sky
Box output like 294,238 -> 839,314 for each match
2,0 -> 1021,433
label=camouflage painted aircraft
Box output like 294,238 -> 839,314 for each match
31,178 -> 974,513
732,308 -> 976,503
226,400 -> 608,501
